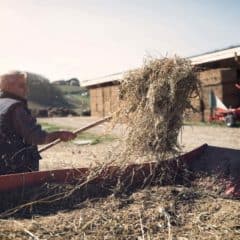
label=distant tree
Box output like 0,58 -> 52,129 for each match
65,78 -> 80,86
27,72 -> 69,107
52,80 -> 67,85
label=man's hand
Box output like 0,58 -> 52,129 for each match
44,131 -> 77,144
58,131 -> 77,142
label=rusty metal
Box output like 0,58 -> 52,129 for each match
0,144 -> 207,193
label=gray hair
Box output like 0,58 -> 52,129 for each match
0,71 -> 27,91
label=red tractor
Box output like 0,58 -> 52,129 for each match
209,84 -> 240,127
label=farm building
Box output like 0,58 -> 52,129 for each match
81,46 -> 240,120
81,72 -> 123,117
52,78 -> 80,86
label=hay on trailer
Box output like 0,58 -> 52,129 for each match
1,179 -> 239,240
112,57 -> 199,161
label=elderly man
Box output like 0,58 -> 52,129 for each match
0,71 -> 76,175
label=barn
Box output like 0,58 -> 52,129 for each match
82,46 -> 240,120
81,72 -> 123,117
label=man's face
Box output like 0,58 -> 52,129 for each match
10,76 -> 28,99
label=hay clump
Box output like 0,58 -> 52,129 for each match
1,184 -> 240,240
112,57 -> 199,160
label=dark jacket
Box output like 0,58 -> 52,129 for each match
0,92 -> 45,175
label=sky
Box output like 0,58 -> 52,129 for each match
0,0 -> 239,81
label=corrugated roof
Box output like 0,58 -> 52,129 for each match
189,45 -> 240,58
189,45 -> 240,65
81,72 -> 123,87
82,46 -> 240,87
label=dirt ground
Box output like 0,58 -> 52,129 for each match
38,116 -> 240,170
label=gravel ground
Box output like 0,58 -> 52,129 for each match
38,117 -> 240,170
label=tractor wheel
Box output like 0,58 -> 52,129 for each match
225,114 -> 235,127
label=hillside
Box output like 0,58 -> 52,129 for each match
54,85 -> 89,112
27,73 -> 89,115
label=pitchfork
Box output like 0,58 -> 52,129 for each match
39,116 -> 111,153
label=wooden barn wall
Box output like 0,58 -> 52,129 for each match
89,85 -> 120,117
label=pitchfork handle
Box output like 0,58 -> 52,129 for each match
39,116 -> 112,153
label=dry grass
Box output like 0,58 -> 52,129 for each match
1,178 -> 240,240
112,57 -> 199,161
2,57 -> 239,239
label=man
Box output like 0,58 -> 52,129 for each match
0,71 -> 76,175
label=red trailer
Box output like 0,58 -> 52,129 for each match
0,144 -> 239,198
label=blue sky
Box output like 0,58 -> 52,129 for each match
0,0 -> 239,81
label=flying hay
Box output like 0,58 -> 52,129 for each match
112,57 -> 199,161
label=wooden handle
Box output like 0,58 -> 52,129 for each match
39,116 -> 112,153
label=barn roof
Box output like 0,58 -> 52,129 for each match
81,72 -> 123,87
82,46 -> 240,87
189,45 -> 240,65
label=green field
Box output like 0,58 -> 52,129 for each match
51,85 -> 89,114
28,83 -> 90,115
54,85 -> 87,94
40,122 -> 117,144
